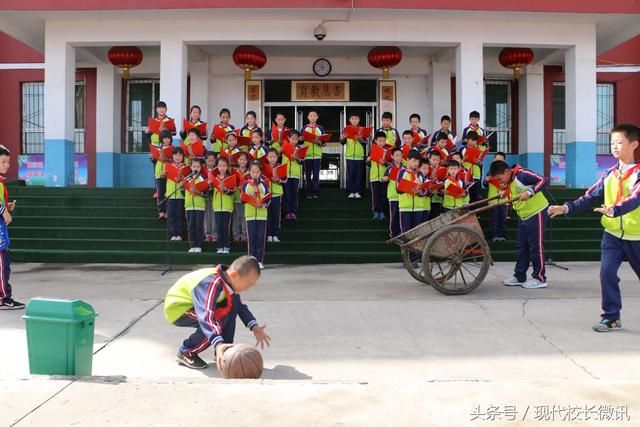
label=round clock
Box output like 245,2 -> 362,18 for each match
313,58 -> 332,77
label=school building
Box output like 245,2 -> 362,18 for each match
1,1 -> 639,189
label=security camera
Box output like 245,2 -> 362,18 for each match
314,24 -> 327,41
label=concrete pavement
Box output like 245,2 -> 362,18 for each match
1,261 -> 639,426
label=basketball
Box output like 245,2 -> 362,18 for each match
219,343 -> 264,379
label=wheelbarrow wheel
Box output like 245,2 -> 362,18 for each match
422,225 -> 490,295
401,246 -> 428,284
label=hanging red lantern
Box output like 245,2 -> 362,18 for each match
108,46 -> 143,79
367,46 -> 403,79
498,48 -> 534,79
233,45 -> 267,80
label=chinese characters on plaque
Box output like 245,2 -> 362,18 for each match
292,81 -> 349,102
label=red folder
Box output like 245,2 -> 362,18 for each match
446,138 -> 456,151
183,119 -> 207,136
401,144 -> 413,159
184,177 -> 210,194
477,134 -> 487,146
397,178 -> 420,194
212,124 -> 230,142
435,167 -> 448,181
236,135 -> 252,147
343,126 -> 373,140
180,140 -> 205,158
271,124 -> 290,142
209,174 -> 238,192
281,141 -> 296,160
165,163 -> 191,182
370,144 -> 389,165
446,182 -> 466,198
148,117 -> 175,135
296,145 -> 310,161
241,191 -> 271,208
388,165 -> 401,181
426,181 -> 444,192
303,131 -> 331,144
233,169 -> 250,184
463,145 -> 488,164
262,163 -> 288,180
149,144 -> 173,162
411,131 -> 423,147
458,167 -> 473,183
432,147 -> 449,162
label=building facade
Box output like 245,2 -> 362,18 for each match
1,1 -> 639,188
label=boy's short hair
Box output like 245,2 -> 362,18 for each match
469,110 -> 480,119
251,129 -> 263,138
409,113 -> 421,122
307,109 -> 318,115
391,147 -> 402,155
190,157 -> 204,165
274,111 -> 285,118
246,111 -> 257,119
349,113 -> 361,120
219,108 -> 231,117
381,112 -> 393,120
267,148 -> 278,156
402,130 -> 414,137
288,129 -> 300,138
494,151 -> 506,159
172,147 -> 184,155
0,145 -> 11,156
187,128 -> 201,138
229,255 -> 261,277
466,131 -> 478,141
440,115 -> 451,123
436,132 -> 449,142
428,149 -> 441,158
205,151 -> 216,159
611,124 -> 640,142
160,130 -> 172,141
156,101 -> 167,109
419,158 -> 429,167
489,160 -> 510,177
408,150 -> 421,160
450,151 -> 463,160
447,160 -> 460,168
374,131 -> 387,140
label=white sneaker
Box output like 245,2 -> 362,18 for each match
267,236 -> 273,242
348,193 -> 355,199
188,248 -> 196,253
170,236 -> 177,241
354,193 -> 362,199
522,278 -> 547,289
503,276 -> 524,286
216,248 -> 224,254
272,236 -> 280,243
175,236 -> 182,241
258,262 -> 264,270
223,247 -> 230,254
193,247 -> 202,253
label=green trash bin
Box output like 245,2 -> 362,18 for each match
23,298 -> 97,376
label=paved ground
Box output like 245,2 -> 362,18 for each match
1,261 -> 640,427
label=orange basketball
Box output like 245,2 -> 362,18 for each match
219,343 -> 263,379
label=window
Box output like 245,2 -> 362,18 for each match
484,80 -> 512,153
125,79 -> 160,153
551,82 -> 614,155
21,81 -> 87,154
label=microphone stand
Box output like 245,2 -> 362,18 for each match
542,187 -> 569,271
159,173 -> 195,276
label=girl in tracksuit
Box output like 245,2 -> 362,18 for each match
184,158 -> 207,252
166,147 -> 186,241
242,161 -> 272,268
211,157 -> 235,254
381,148 -> 404,238
264,149 -> 287,242
232,153 -> 250,242
283,130 -> 303,220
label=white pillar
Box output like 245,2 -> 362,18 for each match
160,39 -> 187,141
564,41 -> 597,188
455,40 -> 484,138
43,38 -> 75,186
96,64 -> 122,187
518,64 -> 544,174
430,61 -> 452,134
189,60 -> 209,124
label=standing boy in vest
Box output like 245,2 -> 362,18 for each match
490,161 -> 549,289
549,124 -> 640,332
341,113 -> 366,199
301,110 -> 325,199
0,145 -> 22,310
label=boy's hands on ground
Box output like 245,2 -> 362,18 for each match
252,324 -> 271,349
548,205 -> 567,218
594,205 -> 615,217
215,343 -> 233,369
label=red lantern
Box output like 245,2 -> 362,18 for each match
233,45 -> 267,80
367,47 -> 403,79
108,46 -> 143,79
498,48 -> 534,79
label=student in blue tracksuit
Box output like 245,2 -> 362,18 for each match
0,145 -> 22,310
490,161 -> 549,289
164,257 -> 271,370
430,115 -> 457,148
301,110 -> 325,199
242,161 -> 272,269
549,124 -> 640,332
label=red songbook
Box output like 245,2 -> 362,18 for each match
241,191 -> 271,208
426,181 -> 444,192
463,145 -> 488,164
370,144 -> 390,165
149,144 -> 173,162
165,163 -> 191,182
184,177 -> 210,194
271,124 -> 290,142
458,167 -> 473,183
182,119 -> 207,137
411,131 -> 423,147
236,135 -> 252,147
262,163 -> 288,180
212,124 -> 231,142
148,117 -> 175,135
281,141 -> 296,160
233,169 -> 249,184
296,145 -> 310,161
435,167 -> 448,181
303,131 -> 332,144
209,174 -> 238,192
388,165 -> 401,181
446,182 -> 466,198
477,134 -> 487,146
343,126 -> 373,140
397,178 -> 421,194
446,138 -> 456,151
432,147 -> 449,162
180,140 -> 205,158
401,144 -> 413,159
